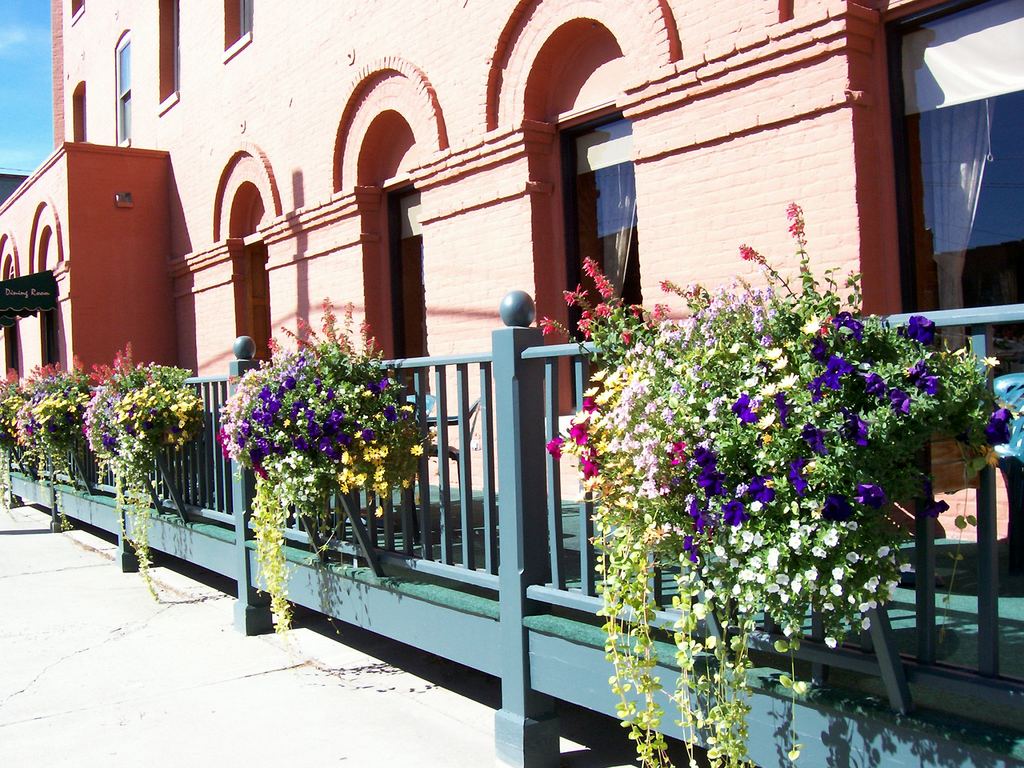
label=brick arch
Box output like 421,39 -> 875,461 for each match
486,0 -> 681,130
28,200 -> 64,274
0,234 -> 19,279
212,143 -> 282,242
332,57 -> 448,193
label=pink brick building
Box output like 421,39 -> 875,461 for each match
0,0 -> 1021,378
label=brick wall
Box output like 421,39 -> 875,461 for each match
0,0 -> 965,374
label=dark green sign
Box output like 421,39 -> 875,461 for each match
0,270 -> 58,327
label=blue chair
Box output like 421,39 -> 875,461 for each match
993,373 -> 1024,573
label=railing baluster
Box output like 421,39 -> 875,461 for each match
971,324 -> 1000,677
456,363 -> 476,571
383,490 -> 395,551
435,366 -> 454,564
545,358 -> 563,589
414,369 -> 433,561
211,380 -> 225,514
479,362 -> 498,575
915,497 -> 936,664
574,355 -> 596,596
220,380 -> 233,515
400,487 -> 415,555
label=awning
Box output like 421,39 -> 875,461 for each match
0,271 -> 58,327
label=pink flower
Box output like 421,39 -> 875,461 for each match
546,437 -> 564,459
739,244 -> 765,265
569,421 -> 589,446
582,397 -> 597,413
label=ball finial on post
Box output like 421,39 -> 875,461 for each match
233,336 -> 256,361
499,291 -> 536,328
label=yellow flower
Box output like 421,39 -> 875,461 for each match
801,316 -> 821,335
411,444 -> 424,457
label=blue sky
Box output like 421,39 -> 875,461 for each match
0,0 -> 52,175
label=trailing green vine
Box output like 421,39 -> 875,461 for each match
252,478 -> 291,631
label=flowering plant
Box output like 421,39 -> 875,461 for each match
83,349 -> 204,592
219,302 -> 423,631
0,375 -> 24,451
546,205 -> 1007,767
14,364 -> 91,529
16,364 -> 91,470
0,375 -> 24,512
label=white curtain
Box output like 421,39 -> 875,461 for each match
925,99 -> 987,309
924,99 -> 992,309
594,163 -> 638,298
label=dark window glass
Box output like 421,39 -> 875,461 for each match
567,118 -> 640,329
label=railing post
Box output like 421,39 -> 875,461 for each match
228,336 -> 274,635
492,291 -> 560,768
46,458 -> 61,533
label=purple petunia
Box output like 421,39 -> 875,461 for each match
788,458 -> 809,497
840,408 -> 869,447
889,387 -> 911,415
906,315 -> 936,346
697,467 -> 727,497
908,360 -> 939,396
832,311 -> 864,342
722,499 -> 748,527
731,393 -> 758,425
822,494 -> 853,522
801,423 -> 829,455
747,475 -> 775,505
692,446 -> 717,468
689,496 -> 708,533
774,393 -> 790,428
985,408 -> 1012,446
854,483 -> 886,509
811,337 -> 829,363
682,535 -> 699,563
862,372 -> 888,400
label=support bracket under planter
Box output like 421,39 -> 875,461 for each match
338,494 -> 385,577
867,605 -> 912,714
70,451 -> 95,496
153,455 -> 189,524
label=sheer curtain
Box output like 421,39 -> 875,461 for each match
924,100 -> 992,309
595,163 -> 638,298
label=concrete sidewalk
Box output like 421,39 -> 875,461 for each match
0,504 -> 640,768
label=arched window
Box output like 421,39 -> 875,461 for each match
228,181 -> 271,360
36,228 -> 60,367
2,257 -> 19,376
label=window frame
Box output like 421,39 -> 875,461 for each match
115,35 -> 132,146
159,0 -> 180,103
889,0 -> 1023,311
560,111 -> 640,332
